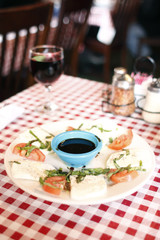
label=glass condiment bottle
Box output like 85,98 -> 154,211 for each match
142,78 -> 160,124
110,67 -> 135,116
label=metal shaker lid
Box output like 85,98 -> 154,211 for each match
148,78 -> 160,93
114,67 -> 127,75
113,67 -> 134,89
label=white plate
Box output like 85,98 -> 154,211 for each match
4,119 -> 155,205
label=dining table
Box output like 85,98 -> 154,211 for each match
0,74 -> 160,240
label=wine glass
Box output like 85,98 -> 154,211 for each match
29,45 -> 64,113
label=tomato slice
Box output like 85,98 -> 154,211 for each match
108,129 -> 133,150
34,148 -> 45,162
12,143 -> 45,162
66,126 -> 75,131
42,176 -> 66,195
25,148 -> 45,162
110,170 -> 138,183
13,143 -> 26,155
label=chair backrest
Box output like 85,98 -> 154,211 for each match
111,0 -> 140,46
53,0 -> 93,75
0,1 -> 53,101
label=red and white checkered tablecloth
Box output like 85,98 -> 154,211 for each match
0,75 -> 160,240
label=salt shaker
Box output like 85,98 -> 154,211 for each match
110,67 -> 135,116
142,78 -> 160,124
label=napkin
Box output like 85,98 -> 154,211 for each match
0,104 -> 25,131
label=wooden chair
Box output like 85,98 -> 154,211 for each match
52,0 -> 93,76
138,37 -> 160,56
0,1 -> 53,101
84,0 -> 141,83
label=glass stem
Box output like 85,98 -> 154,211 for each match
44,85 -> 53,111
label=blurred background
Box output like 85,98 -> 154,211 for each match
1,0 -> 160,100
77,0 -> 160,83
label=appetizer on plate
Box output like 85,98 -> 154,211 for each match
8,122 -> 147,200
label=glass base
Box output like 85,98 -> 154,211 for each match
36,101 -> 61,115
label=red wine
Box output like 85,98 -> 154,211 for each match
58,138 -> 96,154
30,57 -> 64,85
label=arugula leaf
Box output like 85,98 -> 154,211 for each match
42,163 -> 146,184
77,123 -> 83,130
113,154 -> 124,168
87,125 -> 112,133
109,137 -> 113,143
28,130 -> 53,151
12,161 -> 21,164
29,130 -> 46,149
18,145 -> 38,157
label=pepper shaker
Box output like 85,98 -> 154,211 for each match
110,67 -> 135,116
142,78 -> 160,124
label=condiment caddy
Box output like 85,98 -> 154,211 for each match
102,56 -> 160,124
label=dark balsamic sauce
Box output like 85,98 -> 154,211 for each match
58,138 -> 96,154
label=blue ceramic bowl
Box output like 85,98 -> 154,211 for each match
51,130 -> 102,168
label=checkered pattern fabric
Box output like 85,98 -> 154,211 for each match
0,75 -> 160,240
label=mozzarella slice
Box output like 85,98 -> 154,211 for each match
10,159 -> 55,181
106,149 -> 140,168
17,127 -> 54,155
70,175 -> 107,200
